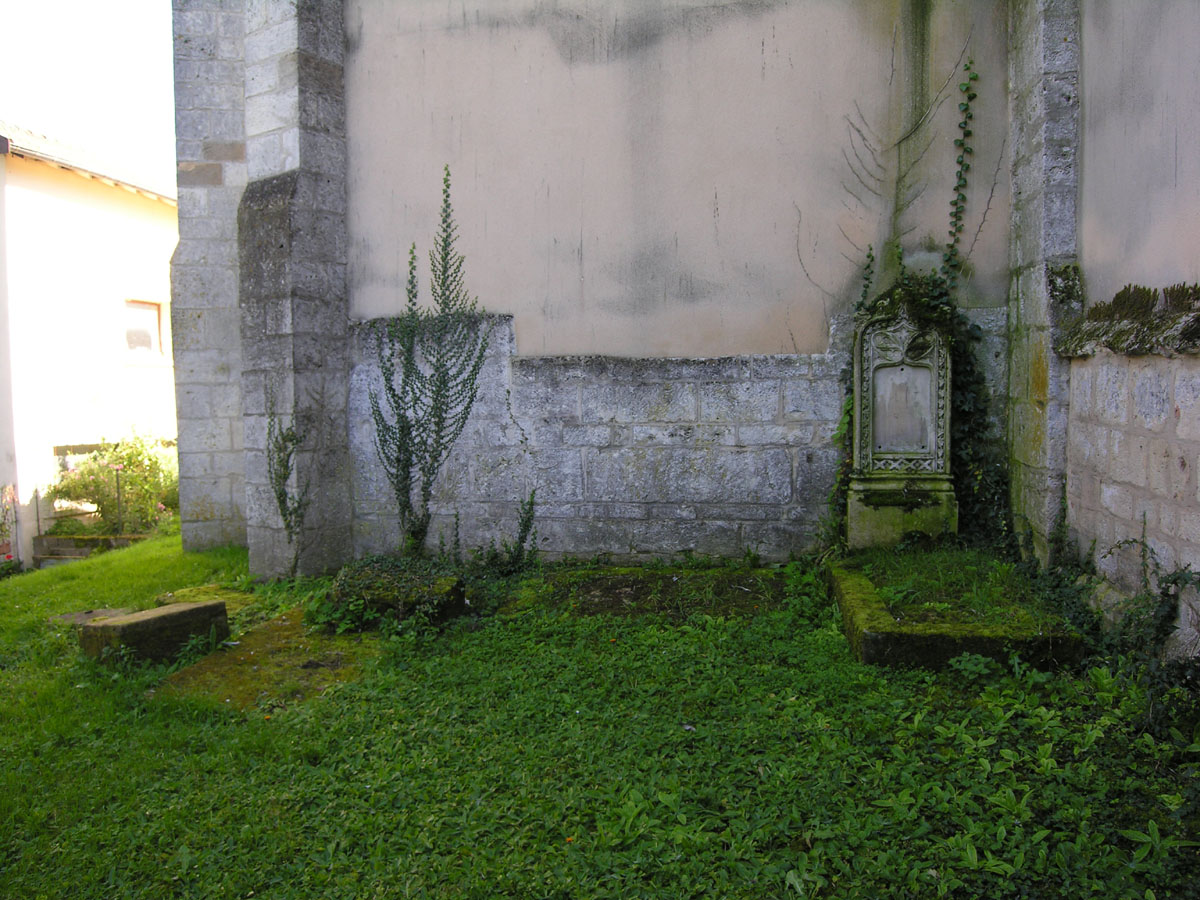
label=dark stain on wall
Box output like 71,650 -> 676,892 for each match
468,1 -> 789,65
602,244 -> 723,315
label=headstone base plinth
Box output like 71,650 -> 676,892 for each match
846,476 -> 958,550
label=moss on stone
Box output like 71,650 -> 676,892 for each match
827,559 -> 1083,670
330,555 -> 466,625
846,485 -> 958,549
500,564 -> 785,620
79,599 -> 230,663
496,577 -> 556,616
156,584 -> 258,616
1048,263 -> 1085,316
858,489 -> 939,511
1057,280 -> 1200,357
156,606 -> 381,712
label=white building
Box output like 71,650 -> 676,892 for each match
0,121 -> 178,564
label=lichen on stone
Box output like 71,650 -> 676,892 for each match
826,559 -> 1083,670
1048,263 -> 1085,317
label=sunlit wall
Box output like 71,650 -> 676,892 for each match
0,154 -> 178,563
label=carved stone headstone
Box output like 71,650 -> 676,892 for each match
847,303 -> 957,548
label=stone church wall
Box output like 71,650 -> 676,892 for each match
171,0 -> 249,549
1057,2 -> 1200,651
348,318 -> 845,561
172,0 -> 1013,569
169,0 -> 1200,653
1067,353 -> 1200,654
1004,0 -> 1081,561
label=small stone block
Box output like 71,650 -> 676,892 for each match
79,600 -> 230,662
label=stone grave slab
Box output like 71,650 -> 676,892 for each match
827,562 -> 1083,670
79,600 -> 230,662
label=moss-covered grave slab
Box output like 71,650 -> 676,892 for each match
826,562 -> 1083,670
155,608 -> 380,711
79,600 -> 230,662
499,566 -> 786,619
156,584 -> 258,616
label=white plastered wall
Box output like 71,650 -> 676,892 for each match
345,0 -> 1010,357
2,156 -> 178,562
1080,0 -> 1200,307
0,152 -> 17,555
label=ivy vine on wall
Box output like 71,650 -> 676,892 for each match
370,167 -> 491,556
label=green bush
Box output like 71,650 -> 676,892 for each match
314,554 -> 466,633
0,555 -> 20,580
44,517 -> 106,536
46,436 -> 178,534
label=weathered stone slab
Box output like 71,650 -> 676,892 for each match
847,300 -> 956,549
827,563 -> 1083,671
872,365 -> 933,453
52,608 -> 133,627
79,601 -> 230,662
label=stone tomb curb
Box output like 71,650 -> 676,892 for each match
826,562 -> 1084,670
79,600 -> 230,662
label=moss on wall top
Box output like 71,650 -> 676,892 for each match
1057,281 -> 1200,357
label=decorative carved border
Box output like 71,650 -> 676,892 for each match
852,308 -> 951,477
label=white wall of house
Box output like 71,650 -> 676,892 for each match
0,153 -> 178,563
0,153 -> 16,553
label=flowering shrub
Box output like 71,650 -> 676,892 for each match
0,553 -> 20,580
46,436 -> 178,534
0,484 -> 14,547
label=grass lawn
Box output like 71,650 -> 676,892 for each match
1,537 -> 1198,898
